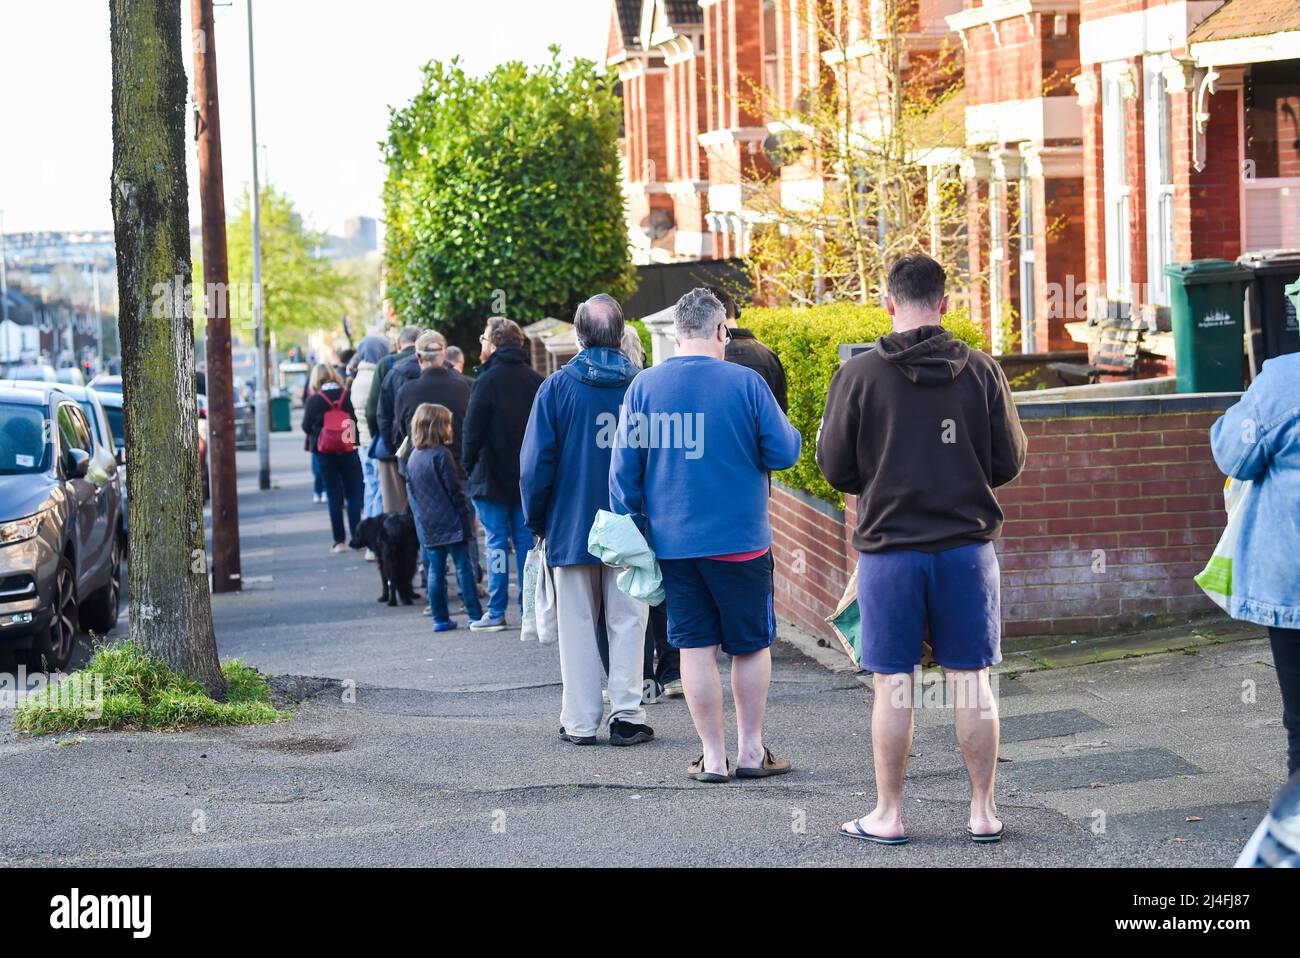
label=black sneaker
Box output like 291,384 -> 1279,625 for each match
609,720 -> 654,747
558,726 -> 597,746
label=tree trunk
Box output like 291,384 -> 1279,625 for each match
110,0 -> 226,697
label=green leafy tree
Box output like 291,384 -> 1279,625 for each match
383,49 -> 635,350
205,185 -> 353,344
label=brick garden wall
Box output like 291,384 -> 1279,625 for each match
769,393 -> 1241,645
770,482 -> 853,644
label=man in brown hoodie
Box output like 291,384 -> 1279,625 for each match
817,254 -> 1026,846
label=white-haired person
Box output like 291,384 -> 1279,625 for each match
610,288 -> 802,781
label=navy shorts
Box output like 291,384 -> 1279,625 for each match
856,542 -> 1001,674
659,551 -> 775,656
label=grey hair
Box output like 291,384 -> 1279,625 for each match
574,293 -> 625,350
398,324 -> 422,347
673,287 -> 725,340
620,326 -> 645,370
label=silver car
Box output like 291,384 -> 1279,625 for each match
0,384 -> 124,670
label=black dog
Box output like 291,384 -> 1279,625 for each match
349,513 -> 420,606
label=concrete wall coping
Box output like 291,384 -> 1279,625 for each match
1015,392 -> 1242,420
773,479 -> 845,521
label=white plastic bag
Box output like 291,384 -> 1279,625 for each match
533,540 -> 559,646
521,543 -> 541,642
1194,478 -> 1253,612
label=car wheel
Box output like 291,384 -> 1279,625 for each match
80,533 -> 123,635
26,555 -> 78,673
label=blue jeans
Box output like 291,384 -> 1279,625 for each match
311,453 -> 325,496
473,498 -> 532,619
358,442 -> 383,518
317,452 -> 363,545
425,543 -> 483,624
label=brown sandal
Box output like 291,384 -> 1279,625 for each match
735,746 -> 792,778
687,755 -> 731,783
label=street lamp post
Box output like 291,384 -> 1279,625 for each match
247,0 -> 270,490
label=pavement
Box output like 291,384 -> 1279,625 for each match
0,420 -> 1290,867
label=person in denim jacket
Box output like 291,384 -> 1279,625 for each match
1210,352 -> 1300,775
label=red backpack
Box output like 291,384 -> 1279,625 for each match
316,388 -> 356,454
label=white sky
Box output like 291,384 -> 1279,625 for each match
0,0 -> 611,237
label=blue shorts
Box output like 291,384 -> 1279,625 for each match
659,552 -> 775,656
856,542 -> 1002,674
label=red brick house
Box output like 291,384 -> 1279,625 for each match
945,1 -> 1085,354
1071,0 -> 1299,357
610,0 -> 673,263
610,0 -> 971,264
609,0 -> 1298,355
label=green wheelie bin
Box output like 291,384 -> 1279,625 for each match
270,394 -> 292,432
1164,259 -> 1252,393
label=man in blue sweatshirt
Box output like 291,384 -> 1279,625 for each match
610,287 -> 802,782
520,295 -> 653,748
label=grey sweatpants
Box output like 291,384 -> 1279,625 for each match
554,563 -> 649,738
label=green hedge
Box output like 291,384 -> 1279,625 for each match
743,302 -> 986,507
628,319 -> 653,367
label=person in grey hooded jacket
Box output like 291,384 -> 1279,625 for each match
520,294 -> 653,748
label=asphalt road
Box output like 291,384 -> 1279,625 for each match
0,419 -> 1289,866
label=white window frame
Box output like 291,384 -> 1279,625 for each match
1101,61 -> 1132,305
1143,54 -> 1176,307
1018,173 -> 1036,353
989,178 -> 1006,354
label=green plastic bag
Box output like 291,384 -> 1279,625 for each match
826,569 -> 862,668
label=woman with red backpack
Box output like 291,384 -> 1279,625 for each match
302,363 -> 364,554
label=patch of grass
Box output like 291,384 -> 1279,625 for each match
14,641 -> 290,735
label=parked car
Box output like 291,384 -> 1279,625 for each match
5,364 -> 58,383
0,384 -> 124,670
55,366 -> 86,388
279,362 -> 309,408
10,382 -> 126,544
10,381 -> 122,476
88,374 -> 122,394
92,389 -> 127,533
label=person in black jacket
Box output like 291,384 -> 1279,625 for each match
301,363 -> 364,553
406,403 -> 483,631
708,285 -> 789,413
394,332 -> 470,461
462,316 -> 544,630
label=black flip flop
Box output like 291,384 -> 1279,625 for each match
687,755 -> 731,783
838,819 -> 908,845
968,824 -> 1005,844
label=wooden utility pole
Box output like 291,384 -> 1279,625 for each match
110,0 -> 226,696
192,0 -> 242,594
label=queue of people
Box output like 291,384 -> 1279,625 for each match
297,249 -> 1298,845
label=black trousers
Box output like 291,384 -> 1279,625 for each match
318,452 -> 363,546
597,602 -> 679,687
1270,626 -> 1300,777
